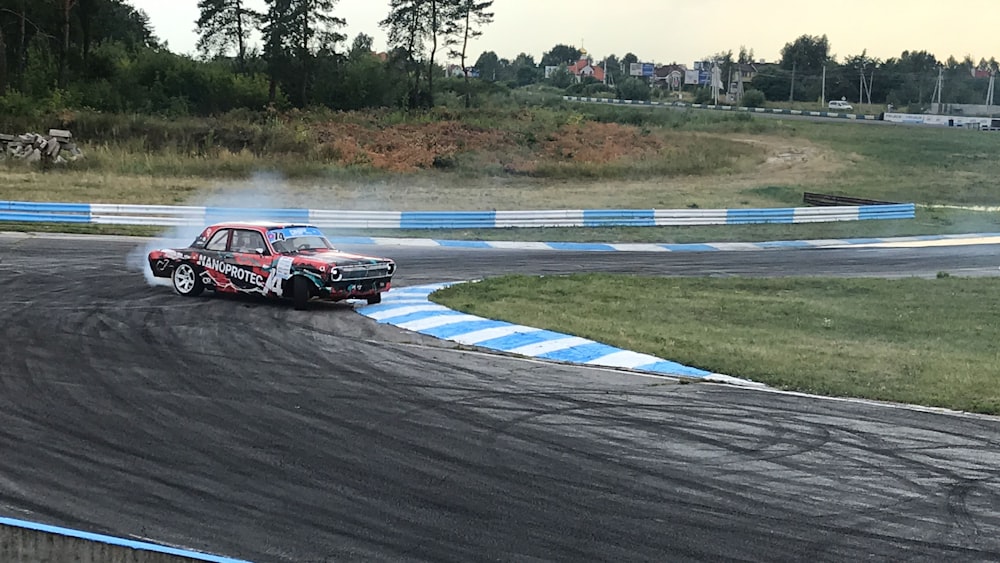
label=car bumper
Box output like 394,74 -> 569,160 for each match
148,255 -> 175,278
321,277 -> 392,300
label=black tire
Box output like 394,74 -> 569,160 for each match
366,293 -> 382,305
171,262 -> 204,297
291,276 -> 311,310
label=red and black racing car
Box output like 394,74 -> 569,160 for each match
148,222 -> 395,310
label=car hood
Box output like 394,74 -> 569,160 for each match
288,249 -> 391,267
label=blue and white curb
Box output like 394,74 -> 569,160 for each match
331,232 -> 1000,252
358,283 -> 760,386
0,516 -> 250,563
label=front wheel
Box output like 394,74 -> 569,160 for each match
366,293 -> 382,305
172,262 -> 204,297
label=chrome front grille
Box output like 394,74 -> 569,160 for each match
340,264 -> 390,280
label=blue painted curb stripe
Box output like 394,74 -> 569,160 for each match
356,282 -> 719,380
634,360 -> 711,377
0,516 -> 251,563
437,239 -> 494,248
545,242 -> 618,251
659,243 -> 719,252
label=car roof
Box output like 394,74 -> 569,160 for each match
207,221 -> 316,230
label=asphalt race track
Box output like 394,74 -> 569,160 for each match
2,232 -> 1000,562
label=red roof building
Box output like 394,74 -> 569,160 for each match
567,57 -> 606,82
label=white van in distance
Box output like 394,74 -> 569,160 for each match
828,100 -> 854,111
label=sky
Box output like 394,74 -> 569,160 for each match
129,0 -> 1000,66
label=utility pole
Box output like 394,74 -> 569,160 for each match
986,69 -> 995,114
866,67 -> 875,105
859,64 -> 865,105
736,64 -> 745,104
931,66 -> 944,111
821,65 -> 826,105
727,64 -> 734,103
789,62 -> 795,101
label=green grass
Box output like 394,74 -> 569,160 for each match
779,121 -> 1000,206
432,275 -> 1000,414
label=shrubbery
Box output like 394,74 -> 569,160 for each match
741,89 -> 766,108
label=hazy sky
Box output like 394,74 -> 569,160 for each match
130,0 -> 1000,65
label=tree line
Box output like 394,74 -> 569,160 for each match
0,0 -> 494,115
0,5 -> 993,117
750,34 -> 998,108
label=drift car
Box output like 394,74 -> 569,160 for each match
148,222 -> 395,310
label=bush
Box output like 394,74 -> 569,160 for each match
742,89 -> 766,108
617,78 -> 651,101
693,87 -> 713,104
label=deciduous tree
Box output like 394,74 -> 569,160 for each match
540,44 -> 580,67
780,34 -> 830,75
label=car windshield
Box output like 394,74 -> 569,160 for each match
267,226 -> 334,253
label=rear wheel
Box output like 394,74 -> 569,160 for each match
291,276 -> 311,310
172,262 -> 204,297
366,293 -> 382,305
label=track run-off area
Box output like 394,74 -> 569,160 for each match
2,231 -> 1000,562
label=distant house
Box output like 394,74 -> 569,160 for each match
735,63 -> 759,84
654,64 -> 686,89
446,64 -> 480,78
566,56 -> 606,83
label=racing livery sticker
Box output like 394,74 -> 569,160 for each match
263,256 -> 295,297
197,254 -> 265,288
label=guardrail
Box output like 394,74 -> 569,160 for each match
563,95 -> 881,121
803,192 -> 899,207
0,200 -> 915,229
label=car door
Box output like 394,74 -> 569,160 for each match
223,229 -> 272,294
194,228 -> 235,292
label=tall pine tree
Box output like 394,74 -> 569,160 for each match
381,0 -> 431,108
445,0 -> 492,107
286,0 -> 345,105
195,0 -> 259,71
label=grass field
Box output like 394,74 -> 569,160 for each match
3,105 -> 999,214
432,275 -> 1000,415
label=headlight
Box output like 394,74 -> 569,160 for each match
386,262 -> 395,274
329,268 -> 342,281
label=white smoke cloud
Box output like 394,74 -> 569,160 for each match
126,171 -> 298,287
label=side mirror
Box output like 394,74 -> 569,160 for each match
254,248 -> 267,256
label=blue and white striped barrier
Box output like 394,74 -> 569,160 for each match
562,95 -> 881,121
0,201 -> 915,229
358,282 -> 760,385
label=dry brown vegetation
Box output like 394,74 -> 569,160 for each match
312,120 -> 676,174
